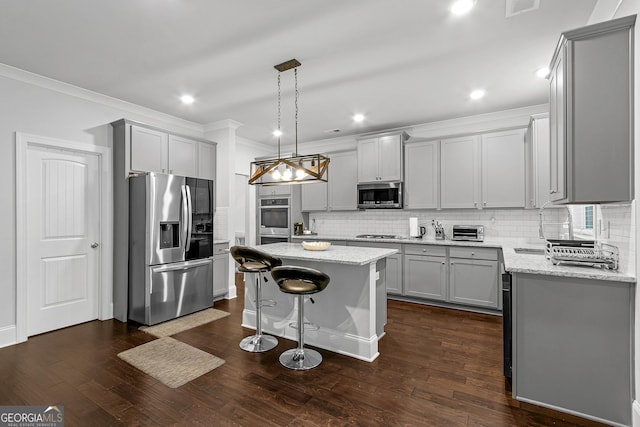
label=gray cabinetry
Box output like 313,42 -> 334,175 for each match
449,247 -> 499,309
525,113 -> 550,208
404,140 -> 439,209
301,150 -> 357,212
258,185 -> 290,196
130,125 -> 168,174
328,150 -> 357,210
513,273 -> 633,426
357,132 -> 406,183
403,245 -> 447,300
301,182 -> 327,211
347,241 -> 402,295
440,135 -> 479,208
481,129 -> 525,208
213,242 -> 229,299
548,15 -> 635,204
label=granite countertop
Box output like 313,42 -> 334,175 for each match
254,242 -> 398,266
291,234 -> 636,283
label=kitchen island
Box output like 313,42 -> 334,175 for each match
241,242 -> 398,362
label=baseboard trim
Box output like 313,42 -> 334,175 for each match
632,400 -> 640,427
0,325 -> 20,349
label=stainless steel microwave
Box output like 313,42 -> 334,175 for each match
357,182 -> 403,209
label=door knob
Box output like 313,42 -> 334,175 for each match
91,242 -> 100,248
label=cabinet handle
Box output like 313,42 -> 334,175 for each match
441,261 -> 445,265
483,202 -> 487,206
471,252 -> 475,256
474,202 -> 477,207
450,262 -> 454,265
162,168 -> 166,173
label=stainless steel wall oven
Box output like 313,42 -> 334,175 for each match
259,197 -> 290,244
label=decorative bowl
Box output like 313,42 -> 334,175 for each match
302,241 -> 331,251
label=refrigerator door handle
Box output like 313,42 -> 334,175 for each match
152,258 -> 212,274
180,185 -> 189,251
185,185 -> 193,252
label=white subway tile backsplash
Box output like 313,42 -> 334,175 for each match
309,204 -> 635,276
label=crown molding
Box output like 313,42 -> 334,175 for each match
204,119 -> 244,133
0,62 -> 204,134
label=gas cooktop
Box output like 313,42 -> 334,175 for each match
356,234 -> 402,239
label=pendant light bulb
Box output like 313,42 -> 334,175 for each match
273,129 -> 283,137
271,168 -> 282,180
296,168 -> 307,179
282,167 -> 293,181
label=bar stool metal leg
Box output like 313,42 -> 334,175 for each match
240,272 -> 278,352
279,294 -> 322,370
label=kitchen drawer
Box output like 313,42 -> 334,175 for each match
449,246 -> 497,261
347,241 -> 402,251
404,244 -> 446,257
213,243 -> 230,256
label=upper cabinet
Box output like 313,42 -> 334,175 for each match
404,140 -> 439,209
328,150 -> 358,211
301,150 -> 357,211
525,113 -> 550,208
481,129 -> 526,208
357,132 -> 407,183
130,125 -> 168,174
440,130 -> 526,209
167,135 -> 198,177
549,15 -> 635,204
113,119 -> 217,180
441,135 -> 480,208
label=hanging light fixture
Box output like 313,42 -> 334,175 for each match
249,59 -> 330,186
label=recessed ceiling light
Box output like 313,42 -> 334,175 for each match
451,0 -> 476,15
180,95 -> 195,104
470,89 -> 485,100
536,66 -> 550,78
353,113 -> 365,123
273,129 -> 283,137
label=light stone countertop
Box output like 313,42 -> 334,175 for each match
291,234 -> 636,283
254,242 -> 398,266
213,239 -> 230,245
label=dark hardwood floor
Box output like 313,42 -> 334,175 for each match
0,276 -> 607,426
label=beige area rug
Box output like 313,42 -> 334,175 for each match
139,308 -> 230,338
117,337 -> 225,388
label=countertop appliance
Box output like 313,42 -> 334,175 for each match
128,173 -> 214,325
259,197 -> 290,244
357,182 -> 403,209
451,225 -> 484,241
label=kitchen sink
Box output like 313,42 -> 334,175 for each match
513,248 -> 545,255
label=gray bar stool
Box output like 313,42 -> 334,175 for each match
230,246 -> 282,352
270,265 -> 330,370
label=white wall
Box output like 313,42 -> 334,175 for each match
0,65 -> 208,344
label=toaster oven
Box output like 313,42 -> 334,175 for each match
451,225 -> 484,241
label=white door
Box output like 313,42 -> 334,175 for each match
26,146 -> 100,336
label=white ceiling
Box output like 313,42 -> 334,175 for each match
0,0 -> 596,144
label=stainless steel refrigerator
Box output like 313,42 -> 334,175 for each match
128,173 -> 214,325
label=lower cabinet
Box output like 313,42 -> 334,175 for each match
449,247 -> 499,309
403,244 -> 500,311
403,245 -> 447,300
513,273 -> 632,426
213,243 -> 229,298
